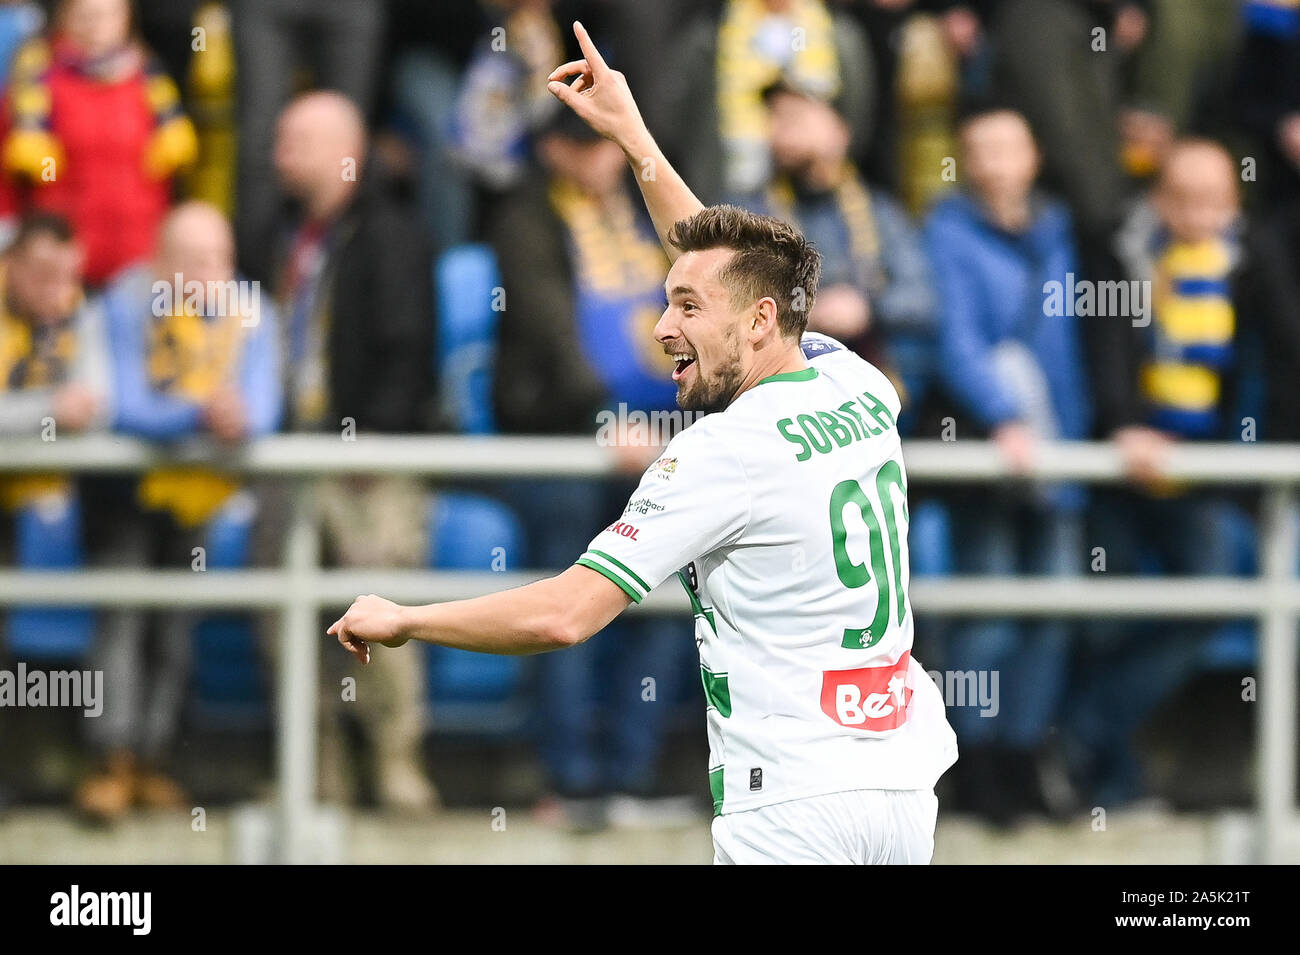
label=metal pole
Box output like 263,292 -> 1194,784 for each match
276,481 -> 321,864
1257,486 -> 1299,864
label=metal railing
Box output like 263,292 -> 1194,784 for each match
0,435 -> 1297,862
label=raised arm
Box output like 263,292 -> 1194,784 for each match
547,21 -> 703,260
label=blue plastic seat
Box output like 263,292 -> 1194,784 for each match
190,614 -> 267,728
5,496 -> 95,661
186,501 -> 268,727
425,493 -> 526,711
436,244 -> 502,434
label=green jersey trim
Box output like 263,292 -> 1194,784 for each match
676,570 -> 716,633
709,766 -> 725,816
586,548 -> 651,593
575,556 -> 644,604
757,367 -> 819,386
700,666 -> 732,718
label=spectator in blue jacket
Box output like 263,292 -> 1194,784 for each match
108,202 -> 279,442
83,200 -> 279,822
923,105 -> 1091,826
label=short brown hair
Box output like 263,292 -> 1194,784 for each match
667,205 -> 820,338
7,212 -> 76,253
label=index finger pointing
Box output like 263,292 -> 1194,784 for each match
573,21 -> 608,73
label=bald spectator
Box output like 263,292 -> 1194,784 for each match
272,92 -> 436,438
231,0 -> 386,281
80,201 -> 278,823
107,201 -> 279,443
265,90 -> 438,812
1068,139 -> 1300,807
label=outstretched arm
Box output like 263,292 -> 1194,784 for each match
329,565 -> 631,663
547,21 -> 703,260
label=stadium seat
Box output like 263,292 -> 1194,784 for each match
190,614 -> 267,729
1200,506 -> 1260,670
5,496 -> 95,661
424,492 -> 529,731
436,243 -> 502,434
187,500 -> 268,727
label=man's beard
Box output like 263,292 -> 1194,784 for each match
676,337 -> 745,414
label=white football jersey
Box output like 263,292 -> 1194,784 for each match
577,334 -> 958,816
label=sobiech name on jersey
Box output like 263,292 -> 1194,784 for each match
776,390 -> 896,462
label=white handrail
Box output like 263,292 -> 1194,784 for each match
0,433 -> 1297,481
0,435 -> 1295,863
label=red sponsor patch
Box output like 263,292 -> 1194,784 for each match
819,650 -> 913,732
604,521 -> 640,540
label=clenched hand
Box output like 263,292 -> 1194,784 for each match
328,593 -> 411,665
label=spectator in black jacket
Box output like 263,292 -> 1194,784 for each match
1068,139 -> 1300,807
264,90 -> 440,812
231,0 -> 387,282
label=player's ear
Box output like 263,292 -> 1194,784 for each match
750,296 -> 780,342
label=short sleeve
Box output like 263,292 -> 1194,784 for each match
575,423 -> 751,602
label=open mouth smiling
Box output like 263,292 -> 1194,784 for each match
670,351 -> 696,381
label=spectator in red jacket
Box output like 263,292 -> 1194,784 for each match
0,0 -> 197,286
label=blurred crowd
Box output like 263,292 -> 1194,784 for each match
1,0 -> 1299,831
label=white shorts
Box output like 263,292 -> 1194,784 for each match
711,788 -> 938,865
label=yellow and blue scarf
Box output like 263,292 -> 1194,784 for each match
137,296 -> 244,528
1141,234 -> 1237,437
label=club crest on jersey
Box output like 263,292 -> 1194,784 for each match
650,456 -> 678,479
820,651 -> 914,734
